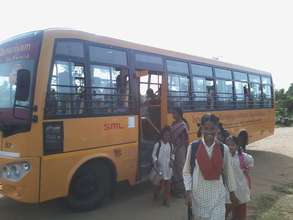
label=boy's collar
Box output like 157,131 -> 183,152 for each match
202,137 -> 215,148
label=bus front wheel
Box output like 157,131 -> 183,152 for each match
66,160 -> 112,212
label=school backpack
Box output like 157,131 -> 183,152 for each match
149,141 -> 174,185
190,140 -> 225,175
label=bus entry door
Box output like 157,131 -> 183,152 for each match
137,70 -> 162,180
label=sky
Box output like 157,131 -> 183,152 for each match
0,0 -> 292,90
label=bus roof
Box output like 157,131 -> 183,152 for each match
43,28 -> 271,76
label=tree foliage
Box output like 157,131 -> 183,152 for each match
287,83 -> 293,97
275,83 -> 293,119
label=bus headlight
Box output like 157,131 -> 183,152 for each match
0,161 -> 31,182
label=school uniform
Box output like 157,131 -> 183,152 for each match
152,141 -> 173,180
183,139 -> 236,220
152,141 -> 174,202
226,152 -> 254,219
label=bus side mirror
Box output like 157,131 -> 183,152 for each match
15,69 -> 31,101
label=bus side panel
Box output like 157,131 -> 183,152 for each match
39,143 -> 138,202
167,108 -> 275,143
1,131 -> 38,157
216,108 -> 275,143
61,115 -> 138,152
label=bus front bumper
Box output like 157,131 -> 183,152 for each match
0,156 -> 40,203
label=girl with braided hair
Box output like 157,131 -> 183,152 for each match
225,135 -> 254,220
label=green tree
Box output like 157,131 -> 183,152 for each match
275,89 -> 287,101
287,83 -> 293,97
275,84 -> 293,121
283,96 -> 293,114
275,89 -> 287,112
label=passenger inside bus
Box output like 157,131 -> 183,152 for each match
115,71 -> 129,110
146,88 -> 160,105
207,86 -> 215,109
244,85 -> 249,104
144,88 -> 161,129
47,89 -> 58,114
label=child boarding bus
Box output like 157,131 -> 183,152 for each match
0,29 -> 274,211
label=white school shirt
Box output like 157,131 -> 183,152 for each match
182,139 -> 236,219
226,152 -> 254,204
152,141 -> 173,180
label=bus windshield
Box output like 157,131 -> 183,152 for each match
0,31 -> 42,125
0,60 -> 35,108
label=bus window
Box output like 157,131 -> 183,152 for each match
90,65 -> 129,114
55,41 -> 84,58
249,74 -> 261,83
166,60 -> 189,73
235,81 -> 249,108
262,84 -> 272,107
234,71 -> 249,108
139,74 -> 149,99
234,71 -> 248,81
250,82 -> 262,107
214,68 -> 233,109
135,53 -> 164,71
192,77 -> 208,110
262,76 -> 271,85
191,64 -> 215,110
262,76 -> 272,107
136,53 -> 163,65
0,61 -> 35,109
216,79 -> 233,109
191,64 -> 213,77
215,68 -> 232,80
249,74 -> 261,108
89,46 -> 127,66
168,73 -> 189,110
149,74 -> 162,97
46,61 -> 86,116
139,73 -> 161,106
167,60 -> 190,111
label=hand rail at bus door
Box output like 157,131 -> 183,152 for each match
140,116 -> 160,134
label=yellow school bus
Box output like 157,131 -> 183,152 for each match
0,29 -> 274,210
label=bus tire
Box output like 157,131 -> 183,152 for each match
66,160 -> 112,212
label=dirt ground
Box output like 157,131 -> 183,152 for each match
0,127 -> 293,220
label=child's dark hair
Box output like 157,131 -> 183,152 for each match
219,123 -> 230,142
200,113 -> 220,126
197,114 -> 220,137
238,130 -> 248,152
226,135 -> 243,155
173,107 -> 189,129
160,125 -> 171,139
225,135 -> 238,145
